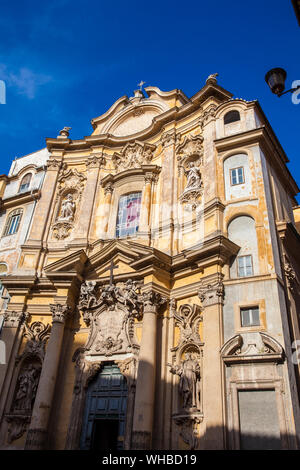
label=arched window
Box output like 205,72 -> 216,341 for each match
224,110 -> 240,125
116,192 -> 142,238
228,215 -> 258,278
3,209 -> 23,236
19,173 -> 32,193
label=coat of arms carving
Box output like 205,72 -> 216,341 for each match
79,279 -> 142,357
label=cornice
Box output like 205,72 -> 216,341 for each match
46,84 -> 232,152
0,189 -> 41,210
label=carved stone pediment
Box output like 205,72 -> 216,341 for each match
221,332 -> 284,364
79,280 -> 143,357
198,278 -> 225,307
112,141 -> 156,172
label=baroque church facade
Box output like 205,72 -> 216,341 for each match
0,75 -> 300,450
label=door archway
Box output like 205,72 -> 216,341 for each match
80,362 -> 128,450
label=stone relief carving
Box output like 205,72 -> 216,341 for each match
112,141 -> 156,172
169,303 -> 203,449
6,362 -> 41,443
173,304 -> 203,349
52,168 -> 86,240
179,163 -> 204,209
22,321 -> 51,361
170,353 -> 201,410
58,193 -> 76,222
85,154 -> 106,169
3,310 -> 25,328
161,129 -> 178,148
176,133 -> 204,171
173,414 -> 202,450
78,279 -> 143,357
221,332 -> 284,364
5,321 -> 50,443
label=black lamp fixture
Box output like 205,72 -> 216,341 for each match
265,67 -> 300,97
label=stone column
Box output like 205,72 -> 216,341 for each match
139,173 -> 153,239
132,291 -> 166,449
99,182 -> 113,238
198,277 -> 225,450
26,159 -> 62,246
71,155 -> 103,244
160,130 -> 177,254
25,304 -> 70,449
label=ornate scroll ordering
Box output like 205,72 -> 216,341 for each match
6,321 -> 50,443
170,354 -> 201,410
52,168 -> 86,240
112,141 -> 156,172
173,414 -> 203,450
176,134 -> 204,170
78,279 -> 143,357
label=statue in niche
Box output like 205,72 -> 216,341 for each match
59,193 -> 76,221
185,163 -> 202,191
171,353 -> 201,410
13,363 -> 40,413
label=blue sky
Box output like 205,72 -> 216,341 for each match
0,0 -> 299,200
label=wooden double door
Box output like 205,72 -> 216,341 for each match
80,363 -> 128,450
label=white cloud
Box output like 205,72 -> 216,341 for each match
0,64 -> 51,99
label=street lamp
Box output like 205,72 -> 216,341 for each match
265,67 -> 300,97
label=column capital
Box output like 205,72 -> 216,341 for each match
50,304 -> 72,324
46,159 -> 63,171
161,129 -> 178,148
198,278 -> 224,307
142,291 -> 167,311
85,154 -> 106,169
3,310 -> 26,328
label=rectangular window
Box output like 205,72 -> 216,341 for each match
230,167 -> 244,185
240,306 -> 260,327
237,255 -> 253,277
116,192 -> 142,238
